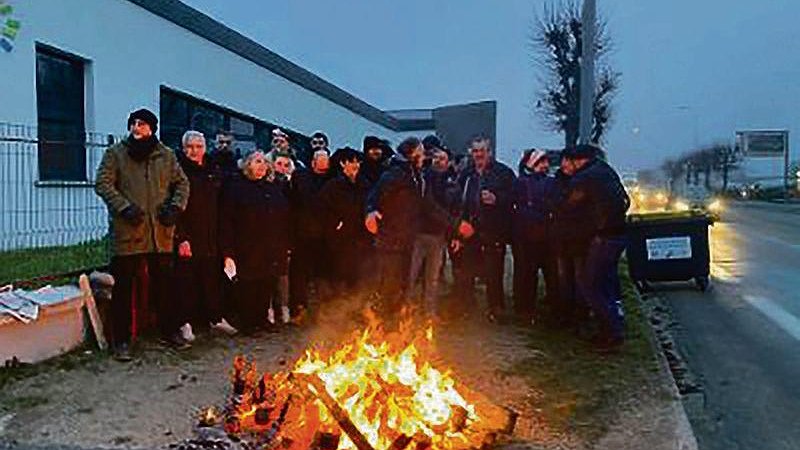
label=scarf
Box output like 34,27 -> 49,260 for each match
126,134 -> 158,162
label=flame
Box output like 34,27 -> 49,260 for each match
224,319 -> 488,450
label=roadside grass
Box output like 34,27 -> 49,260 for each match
0,238 -> 109,287
504,258 -> 660,442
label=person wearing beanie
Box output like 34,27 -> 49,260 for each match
365,137 -> 474,318
359,135 -> 389,188
554,143 -> 630,351
95,108 -> 190,360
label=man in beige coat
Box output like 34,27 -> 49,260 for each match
95,108 -> 189,360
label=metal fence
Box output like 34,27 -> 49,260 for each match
0,123 -> 122,284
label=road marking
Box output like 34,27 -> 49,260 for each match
743,295 -> 800,341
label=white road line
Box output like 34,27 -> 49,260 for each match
743,295 -> 800,342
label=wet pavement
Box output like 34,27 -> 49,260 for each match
654,201 -> 800,450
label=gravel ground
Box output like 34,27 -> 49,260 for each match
0,293 -> 691,450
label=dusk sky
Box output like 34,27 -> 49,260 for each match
182,0 -> 800,171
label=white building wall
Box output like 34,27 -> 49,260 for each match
0,0 -> 430,251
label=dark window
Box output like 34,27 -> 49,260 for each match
35,45 -> 86,181
159,86 -> 309,158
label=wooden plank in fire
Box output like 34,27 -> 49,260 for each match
289,373 -> 376,450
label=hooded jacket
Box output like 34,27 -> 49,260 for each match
95,138 -> 189,256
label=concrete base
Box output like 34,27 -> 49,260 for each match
0,292 -> 85,364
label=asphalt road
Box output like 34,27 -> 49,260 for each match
656,201 -> 800,450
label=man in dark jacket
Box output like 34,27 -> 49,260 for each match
512,149 -> 558,325
365,137 -> 472,316
207,130 -> 239,177
407,145 -> 458,315
174,131 -> 237,339
559,144 -> 630,350
453,136 -> 516,322
319,148 -> 371,295
288,148 -> 332,320
95,108 -> 190,360
359,135 -> 391,188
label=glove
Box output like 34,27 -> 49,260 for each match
158,204 -> 180,227
119,204 -> 144,225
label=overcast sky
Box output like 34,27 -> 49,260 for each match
182,0 -> 800,170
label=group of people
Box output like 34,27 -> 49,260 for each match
95,107 -> 630,361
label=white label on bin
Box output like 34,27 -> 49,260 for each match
646,236 -> 692,260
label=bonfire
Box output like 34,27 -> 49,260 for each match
199,314 -> 516,450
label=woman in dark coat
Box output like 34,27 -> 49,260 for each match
219,150 -> 290,331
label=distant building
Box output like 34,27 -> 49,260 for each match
0,0 -> 495,250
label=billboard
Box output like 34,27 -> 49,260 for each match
736,130 -> 788,158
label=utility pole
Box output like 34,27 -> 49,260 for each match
578,0 -> 596,145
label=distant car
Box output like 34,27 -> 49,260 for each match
670,185 -> 723,221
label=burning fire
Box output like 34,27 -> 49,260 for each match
215,316 -> 513,450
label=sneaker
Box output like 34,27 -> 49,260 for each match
211,318 -> 238,336
267,308 -> 275,325
113,342 -> 133,362
281,306 -> 291,324
180,323 -> 196,342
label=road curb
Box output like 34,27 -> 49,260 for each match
636,288 -> 699,450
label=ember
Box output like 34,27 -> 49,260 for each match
202,319 -> 516,450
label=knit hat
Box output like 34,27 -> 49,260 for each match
563,143 -> 599,159
422,134 -> 442,151
127,108 -> 158,134
362,135 -> 382,152
529,150 -> 548,167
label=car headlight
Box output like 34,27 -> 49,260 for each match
673,200 -> 690,211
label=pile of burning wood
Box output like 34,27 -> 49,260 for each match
182,324 -> 517,450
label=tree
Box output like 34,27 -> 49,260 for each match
531,1 -> 620,147
660,159 -> 684,193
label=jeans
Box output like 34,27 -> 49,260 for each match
576,236 -> 627,341
407,234 -> 446,313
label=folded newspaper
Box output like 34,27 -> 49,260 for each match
0,285 -> 83,324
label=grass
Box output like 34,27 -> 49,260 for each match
0,238 -> 109,287
504,258 -> 660,442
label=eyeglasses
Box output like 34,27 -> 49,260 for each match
272,138 -> 287,146
311,138 -> 326,146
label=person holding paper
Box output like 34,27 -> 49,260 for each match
219,150 -> 290,332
